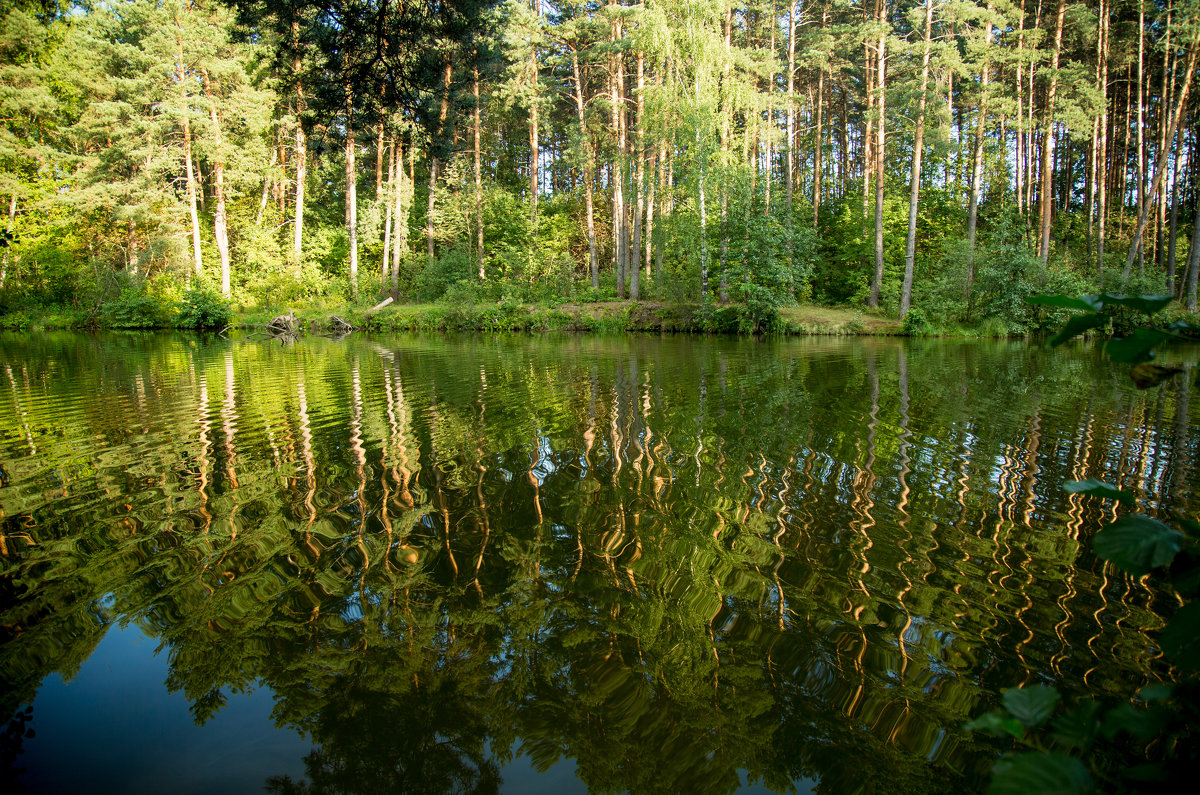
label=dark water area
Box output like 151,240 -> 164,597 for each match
0,331 -> 1196,793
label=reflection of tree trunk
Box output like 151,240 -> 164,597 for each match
221,351 -> 239,537
1172,365 -> 1192,495
350,357 -> 369,586
298,378 -> 318,528
196,373 -> 212,534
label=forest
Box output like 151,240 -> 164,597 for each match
1,0 -> 1198,333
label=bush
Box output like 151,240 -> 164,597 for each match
102,284 -> 173,328
176,289 -> 231,329
414,248 -> 476,303
902,306 -> 932,336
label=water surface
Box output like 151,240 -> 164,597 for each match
1,332 -> 1195,793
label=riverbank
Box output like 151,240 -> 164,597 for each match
265,301 -> 908,336
0,299 -> 908,335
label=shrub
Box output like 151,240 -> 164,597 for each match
902,306 -> 932,336
103,284 -> 173,328
176,289 -> 231,329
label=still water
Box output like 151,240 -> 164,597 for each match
0,331 -> 1195,793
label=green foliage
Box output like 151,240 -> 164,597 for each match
414,248 -> 477,303
967,295 -> 1200,791
102,284 -> 173,329
902,306 -> 932,337
175,289 -> 231,329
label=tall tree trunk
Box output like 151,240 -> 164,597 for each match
0,193 -> 14,287
1015,0 -> 1026,216
718,5 -> 733,304
902,0 -> 934,320
1188,184 -> 1200,312
529,15 -> 539,231
1037,0 -> 1066,263
474,64 -> 485,279
571,47 -> 598,287
1169,144 -> 1185,294
392,139 -> 407,300
255,147 -> 273,227
175,21 -> 202,278
656,133 -> 667,278
427,62 -> 452,267
868,0 -> 886,309
812,49 -> 824,227
382,140 -> 393,290
967,3 -> 993,279
1124,28 -> 1200,278
787,1 -> 797,231
631,50 -> 644,301
1136,1 -> 1146,273
345,122 -> 358,300
292,27 -> 305,275
201,68 -> 230,297
611,8 -> 625,297
375,123 -> 384,200
1098,0 -> 1110,276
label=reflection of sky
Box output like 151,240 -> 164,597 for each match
18,623 -> 312,793
16,623 -> 604,794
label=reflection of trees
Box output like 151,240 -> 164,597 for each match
1,334 -> 1197,792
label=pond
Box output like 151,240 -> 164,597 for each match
0,331 -> 1195,793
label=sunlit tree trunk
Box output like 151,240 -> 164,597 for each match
175,18 -> 202,278
967,3 -> 993,281
1097,0 -> 1110,275
382,140 -> 393,290
345,121 -> 358,300
1123,28 -> 1199,278
427,62 -> 452,266
1136,1 -> 1146,273
292,27 -> 305,275
631,50 -> 644,301
571,46 -> 598,287
868,0 -> 886,309
200,68 -> 230,297
901,0 -> 934,320
392,139 -> 407,299
1037,0 -> 1065,263
474,63 -> 485,279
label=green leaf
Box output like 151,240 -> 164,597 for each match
1047,313 -> 1107,347
1063,479 -> 1134,504
965,710 -> 1025,740
1026,295 -> 1104,312
1002,686 -> 1060,729
990,753 -> 1093,795
1129,362 -> 1184,389
1101,702 -> 1168,741
1160,601 -> 1200,671
1097,293 -> 1175,315
1121,763 -> 1168,783
1092,514 -> 1184,575
1139,684 -> 1173,702
1105,328 -> 1176,364
1050,701 -> 1103,750
1168,546 -> 1200,598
